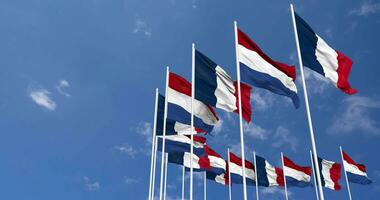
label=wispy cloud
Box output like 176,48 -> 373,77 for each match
251,90 -> 276,111
114,143 -> 138,158
302,67 -> 330,95
124,176 -> 141,184
56,79 -> 71,97
212,119 -> 223,135
83,176 -> 100,191
261,187 -> 292,197
133,19 -> 152,37
272,126 -> 299,152
136,122 -> 153,143
191,0 -> 198,9
349,1 -> 380,16
244,123 -> 270,140
29,88 -> 56,111
328,96 -> 380,135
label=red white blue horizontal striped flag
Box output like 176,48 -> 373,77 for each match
283,156 -> 312,187
342,150 -> 372,185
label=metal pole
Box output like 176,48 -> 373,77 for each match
281,152 -> 289,200
254,151 -> 259,200
228,148 -> 232,200
340,146 -> 353,200
159,67 -> 170,200
233,20 -> 248,200
152,136 -> 158,200
163,153 -> 168,200
190,43 -> 195,200
204,171 -> 207,200
290,4 -> 324,200
310,150 -> 320,200
182,165 -> 185,200
148,89 -> 159,200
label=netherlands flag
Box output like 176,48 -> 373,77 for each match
156,94 -> 205,136
204,145 -> 227,174
317,157 -> 342,191
283,156 -> 312,187
237,28 -> 300,108
195,50 -> 252,122
168,72 -> 219,133
342,150 -> 372,185
157,135 -> 206,156
228,152 -> 256,185
255,155 -> 284,187
294,13 -> 357,95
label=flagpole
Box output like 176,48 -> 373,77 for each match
228,148 -> 232,200
310,150 -> 320,200
148,88 -> 159,200
290,4 -> 325,200
253,151 -> 259,200
340,146 -> 353,200
152,136 -> 158,200
190,42 -> 195,200
280,152 -> 289,200
234,20 -> 248,200
159,67 -> 170,200
182,165 -> 185,200
204,171 -> 207,200
164,153 -> 168,200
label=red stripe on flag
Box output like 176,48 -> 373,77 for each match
204,145 -> 222,158
330,163 -> 342,191
237,29 -> 297,80
342,151 -> 367,172
233,81 -> 252,123
336,51 -> 358,95
275,167 -> 285,186
229,152 -> 255,170
284,156 -> 311,176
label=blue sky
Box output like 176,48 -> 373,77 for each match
0,0 -> 379,199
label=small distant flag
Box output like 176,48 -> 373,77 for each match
195,50 -> 252,122
317,157 -> 342,191
283,156 -> 312,187
294,13 -> 357,94
255,155 -> 284,187
157,135 -> 206,156
168,72 -> 219,133
229,152 -> 256,185
237,28 -> 300,108
342,150 -> 372,185
168,151 -> 211,171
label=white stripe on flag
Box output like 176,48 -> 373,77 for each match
265,161 -> 279,186
315,35 -> 339,86
183,152 -> 201,169
321,159 -> 336,190
209,155 -> 226,170
343,160 -> 368,177
284,166 -> 311,182
215,65 -> 237,112
229,162 -> 256,181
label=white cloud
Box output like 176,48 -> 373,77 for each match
261,187 -> 292,197
56,79 -> 71,97
212,119 -> 223,135
350,1 -> 380,16
251,90 -> 276,111
133,19 -> 152,37
124,177 -> 141,184
191,0 -> 197,9
136,122 -> 153,143
29,88 -> 56,111
83,176 -> 100,191
324,28 -> 333,39
272,126 -> 299,152
328,96 -> 380,135
244,123 -> 270,140
114,143 -> 138,158
302,67 -> 330,95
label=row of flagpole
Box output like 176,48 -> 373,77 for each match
146,3 -> 358,200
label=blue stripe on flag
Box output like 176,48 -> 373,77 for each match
347,172 -> 372,185
285,176 -> 312,188
195,50 -> 218,107
255,155 -> 270,187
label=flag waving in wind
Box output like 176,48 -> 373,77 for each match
255,155 -> 284,187
342,150 -> 372,185
283,156 -> 312,187
237,28 -> 300,108
316,157 -> 342,191
294,13 -> 357,94
195,50 -> 252,122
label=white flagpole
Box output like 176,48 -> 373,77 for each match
190,42 -> 195,200
148,88 -> 159,200
234,20 -> 248,200
281,152 -> 289,200
310,150 -> 320,200
204,171 -> 207,200
290,4 -> 325,200
228,148 -> 232,200
182,165 -> 185,200
253,151 -> 259,200
164,153 -> 168,200
152,136 -> 159,200
159,67 -> 170,200
340,146 -> 353,200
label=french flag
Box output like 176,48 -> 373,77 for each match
294,13 -> 357,95
168,151 -> 211,171
206,171 -> 229,186
168,72 -> 219,133
157,135 -> 206,156
342,150 -> 372,185
195,50 -> 252,122
237,28 -> 300,108
283,156 -> 312,187
255,155 -> 284,187
204,145 -> 227,174
228,152 -> 256,185
156,94 -> 205,135
317,157 -> 342,191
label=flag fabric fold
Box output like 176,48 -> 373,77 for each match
229,152 -> 256,185
294,12 -> 357,95
317,157 -> 342,191
157,135 -> 206,156
255,155 -> 284,187
195,50 -> 252,122
237,28 -> 300,108
342,150 -> 372,185
204,145 -> 227,174
168,151 -> 211,170
283,156 -> 312,187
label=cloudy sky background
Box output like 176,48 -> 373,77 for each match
0,0 -> 379,199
